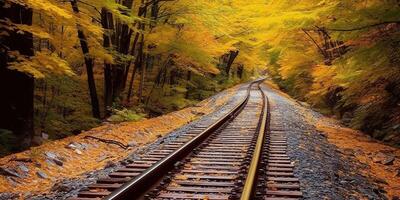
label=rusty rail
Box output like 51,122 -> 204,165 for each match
103,79 -> 264,200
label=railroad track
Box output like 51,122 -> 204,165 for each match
69,80 -> 302,200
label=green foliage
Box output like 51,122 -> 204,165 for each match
107,108 -> 146,123
162,95 -> 195,110
34,75 -> 100,139
146,84 -> 196,113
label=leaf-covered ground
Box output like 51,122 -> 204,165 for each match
0,83 -> 242,196
315,118 -> 400,198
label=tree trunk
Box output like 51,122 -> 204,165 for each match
170,68 -> 177,85
126,63 -> 138,103
185,70 -> 192,99
0,1 -> 35,149
102,0 -> 150,107
101,8 -> 115,116
121,17 -> 142,105
237,64 -> 244,79
111,65 -> 125,101
70,0 -> 101,118
110,0 -> 137,101
138,53 -> 147,103
126,30 -> 145,103
145,56 -> 171,105
104,63 -> 113,114
225,50 -> 239,77
150,0 -> 159,28
121,31 -> 140,99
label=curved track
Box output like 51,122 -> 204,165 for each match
69,80 -> 302,200
146,83 -> 265,199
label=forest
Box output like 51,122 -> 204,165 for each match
0,0 -> 399,156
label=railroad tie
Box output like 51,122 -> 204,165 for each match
147,83 -> 265,199
67,80 -> 266,200
265,131 -> 302,200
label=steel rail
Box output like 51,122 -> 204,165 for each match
104,79 -> 265,200
240,81 -> 269,200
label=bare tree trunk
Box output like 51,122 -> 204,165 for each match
70,0 -> 101,118
185,70 -> 191,99
145,55 -> 170,105
126,64 -> 138,103
101,8 -> 115,116
237,64 -> 244,79
121,32 -> 139,94
225,50 -> 239,77
110,0 -> 137,101
138,53 -> 147,103
134,4 -> 147,104
104,63 -> 113,114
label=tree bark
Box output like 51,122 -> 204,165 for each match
121,31 -> 140,94
237,64 -> 244,79
70,0 -> 101,118
225,50 -> 239,76
145,55 -> 171,105
138,52 -> 146,103
102,0 -> 152,107
135,3 -> 147,103
0,1 -> 35,149
126,63 -> 138,103
185,70 -> 191,99
101,8 -> 115,116
104,63 -> 113,114
110,0 -> 137,101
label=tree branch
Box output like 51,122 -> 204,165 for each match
84,136 -> 129,149
76,0 -> 102,15
301,28 -> 326,56
325,21 -> 400,32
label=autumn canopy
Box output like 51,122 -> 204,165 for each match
0,0 -> 399,154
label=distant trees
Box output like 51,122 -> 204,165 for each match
264,0 -> 400,142
11,0 -> 398,151
0,0 -> 266,153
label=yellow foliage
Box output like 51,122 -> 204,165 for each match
25,0 -> 73,19
307,65 -> 336,98
8,51 -> 74,78
15,24 -> 51,39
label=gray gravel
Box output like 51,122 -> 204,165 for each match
262,84 -> 387,200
